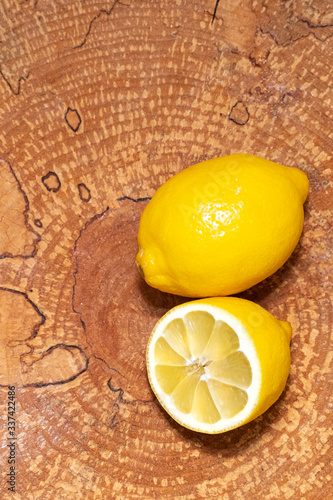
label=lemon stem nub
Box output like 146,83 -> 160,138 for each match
280,321 -> 292,343
136,261 -> 145,279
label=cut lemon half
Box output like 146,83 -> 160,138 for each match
146,297 -> 292,434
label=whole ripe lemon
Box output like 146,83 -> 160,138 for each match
136,154 -> 309,297
146,297 -> 292,433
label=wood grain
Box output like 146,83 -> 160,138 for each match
0,0 -> 332,498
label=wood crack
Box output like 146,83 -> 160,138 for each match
210,0 -> 221,25
259,17 -> 333,47
72,205 -> 111,364
0,66 -> 30,95
0,286 -> 89,388
22,345 -> 89,388
228,100 -> 250,126
0,159 -> 41,260
0,287 -> 89,388
117,195 -> 151,203
71,197 -> 155,408
258,27 -> 308,47
73,0 -> 130,49
71,201 -> 147,376
299,19 -> 333,30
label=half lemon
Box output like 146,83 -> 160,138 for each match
146,297 -> 292,433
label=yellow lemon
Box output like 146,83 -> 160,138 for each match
136,154 -> 309,297
146,297 -> 292,433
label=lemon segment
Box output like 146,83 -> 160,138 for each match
154,337 -> 186,365
171,371 -> 201,414
163,318 -> 191,359
146,297 -> 292,434
154,365 -> 189,395
207,351 -> 252,389
184,311 -> 215,358
192,380 -> 221,424
208,379 -> 249,419
202,320 -> 240,361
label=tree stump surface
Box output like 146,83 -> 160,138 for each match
0,0 -> 332,498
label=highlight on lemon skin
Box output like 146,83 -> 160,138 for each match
136,154 -> 309,297
146,297 -> 292,434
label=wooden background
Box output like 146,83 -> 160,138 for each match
0,0 -> 332,498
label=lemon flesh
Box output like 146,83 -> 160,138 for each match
146,297 -> 292,434
137,154 -> 309,297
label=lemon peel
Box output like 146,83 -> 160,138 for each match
137,154 -> 309,297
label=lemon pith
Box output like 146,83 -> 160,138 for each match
146,297 -> 292,434
137,154 -> 309,297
